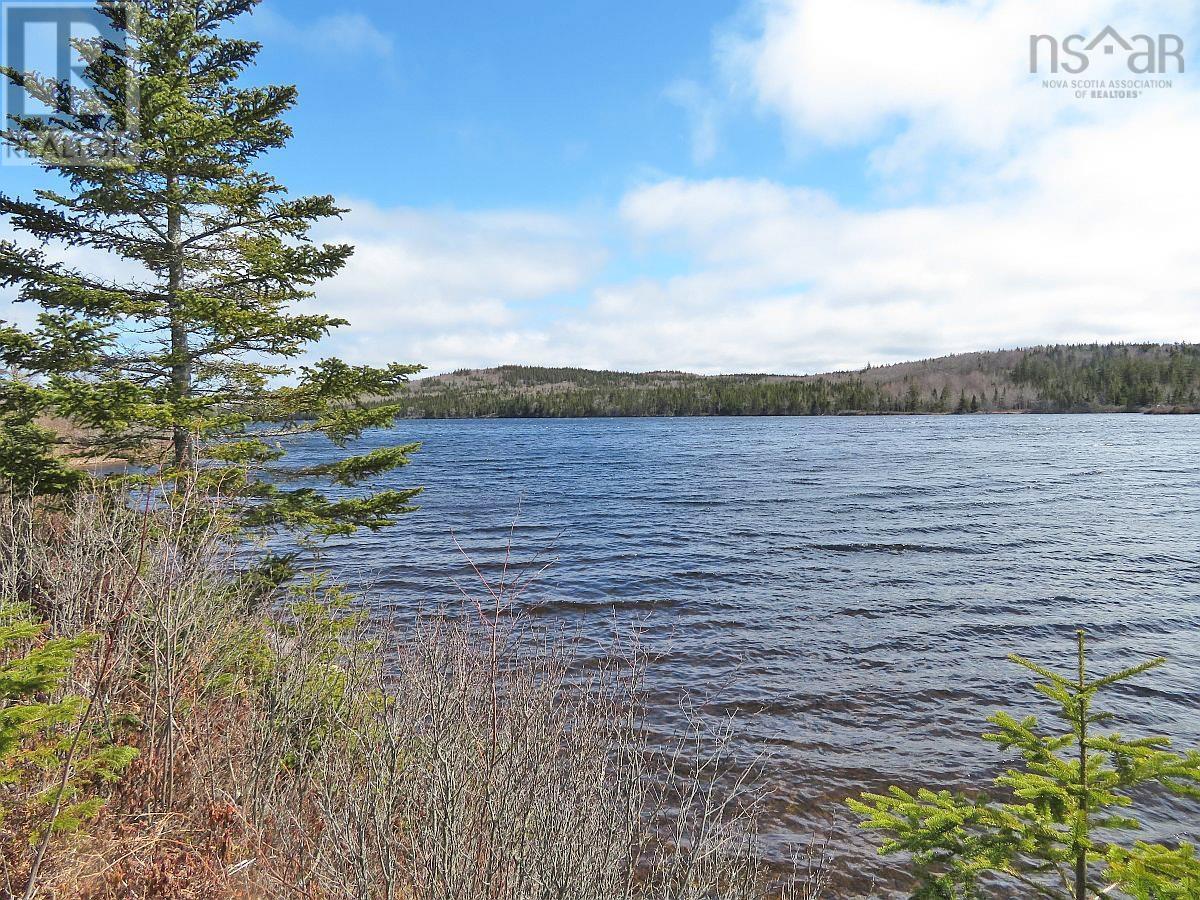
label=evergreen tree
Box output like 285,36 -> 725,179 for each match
849,632 -> 1200,899
905,382 -> 922,412
0,0 -> 421,536
0,369 -> 82,495
0,602 -> 137,889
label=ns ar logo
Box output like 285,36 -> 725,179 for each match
1030,26 -> 1184,75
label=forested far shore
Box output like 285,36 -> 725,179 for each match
386,343 -> 1200,418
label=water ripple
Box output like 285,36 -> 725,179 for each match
282,414 -> 1200,897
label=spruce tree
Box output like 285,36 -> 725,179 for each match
849,632 -> 1200,899
0,1 -> 421,537
0,602 -> 137,882
0,373 -> 82,495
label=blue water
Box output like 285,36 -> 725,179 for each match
285,414 -> 1200,895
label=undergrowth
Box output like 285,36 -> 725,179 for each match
0,484 -> 826,899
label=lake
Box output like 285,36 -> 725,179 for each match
284,414 -> 1200,896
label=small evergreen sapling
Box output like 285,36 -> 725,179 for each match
0,603 -> 136,891
848,632 -> 1200,899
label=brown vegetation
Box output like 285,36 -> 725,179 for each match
0,487 -> 826,899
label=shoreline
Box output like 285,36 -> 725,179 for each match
393,406 -> 1200,421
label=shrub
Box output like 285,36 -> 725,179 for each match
1,485 -> 826,898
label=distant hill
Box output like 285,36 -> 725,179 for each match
387,344 -> 1200,418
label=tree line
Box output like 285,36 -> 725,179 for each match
390,345 -> 1200,418
1010,344 -> 1200,410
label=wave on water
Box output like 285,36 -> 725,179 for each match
789,541 -> 984,555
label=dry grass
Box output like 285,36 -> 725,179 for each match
0,485 -> 827,899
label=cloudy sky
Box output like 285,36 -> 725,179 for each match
4,0 -> 1199,374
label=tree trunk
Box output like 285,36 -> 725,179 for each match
166,176 -> 192,469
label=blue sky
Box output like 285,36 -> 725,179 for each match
4,0 -> 1200,375
248,1 -> 753,208
228,1 -> 878,211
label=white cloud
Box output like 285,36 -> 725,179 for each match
308,71 -> 1200,376
307,202 -> 605,372
722,0 -> 1197,180
510,0 -> 1200,374
601,114 -> 1200,372
248,7 -> 394,59
664,79 -> 721,165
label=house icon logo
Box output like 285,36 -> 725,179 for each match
1030,25 -> 1184,75
1087,26 -> 1131,55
